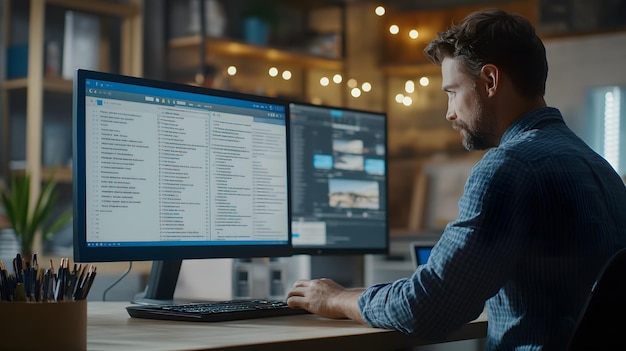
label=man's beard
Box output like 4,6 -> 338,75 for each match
454,121 -> 494,151
453,95 -> 496,150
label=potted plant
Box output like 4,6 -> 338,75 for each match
0,174 -> 72,258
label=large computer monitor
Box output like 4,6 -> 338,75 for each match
289,102 -> 388,255
73,69 -> 291,302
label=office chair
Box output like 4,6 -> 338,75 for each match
567,248 -> 626,350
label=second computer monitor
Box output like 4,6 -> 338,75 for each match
289,102 -> 388,255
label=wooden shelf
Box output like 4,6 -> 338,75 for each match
42,167 -> 73,183
46,0 -> 140,17
11,167 -> 73,183
2,77 -> 73,93
382,63 -> 442,77
43,77 -> 73,93
169,35 -> 343,71
1,78 -> 28,90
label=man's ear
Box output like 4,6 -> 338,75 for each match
480,64 -> 499,98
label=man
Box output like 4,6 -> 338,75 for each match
287,8 -> 626,350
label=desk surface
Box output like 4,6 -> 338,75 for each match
88,302 -> 487,351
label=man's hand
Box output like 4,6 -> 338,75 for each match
286,278 -> 366,323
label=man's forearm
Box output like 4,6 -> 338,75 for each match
333,288 -> 367,323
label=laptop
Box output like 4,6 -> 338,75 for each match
409,241 -> 436,268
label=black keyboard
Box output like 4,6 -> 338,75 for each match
126,299 -> 310,322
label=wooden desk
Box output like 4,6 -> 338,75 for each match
88,302 -> 487,351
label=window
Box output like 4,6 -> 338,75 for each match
587,86 -> 626,176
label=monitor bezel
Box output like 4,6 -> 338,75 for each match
288,100 -> 390,256
73,69 -> 293,262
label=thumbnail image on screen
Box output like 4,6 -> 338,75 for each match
328,179 -> 379,209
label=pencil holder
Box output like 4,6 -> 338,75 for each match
0,299 -> 87,351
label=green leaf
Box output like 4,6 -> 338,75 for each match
0,173 -> 71,255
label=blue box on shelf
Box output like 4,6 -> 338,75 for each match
6,44 -> 28,79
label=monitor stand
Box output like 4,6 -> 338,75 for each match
131,260 -> 182,305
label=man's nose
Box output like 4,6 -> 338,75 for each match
445,108 -> 456,121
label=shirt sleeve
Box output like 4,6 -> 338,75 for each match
358,149 -> 539,340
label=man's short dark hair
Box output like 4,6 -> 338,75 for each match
424,8 -> 548,97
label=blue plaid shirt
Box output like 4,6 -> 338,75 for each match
359,107 -> 626,350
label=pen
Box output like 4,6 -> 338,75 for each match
0,260 -> 8,301
34,268 -> 43,302
24,260 -> 31,300
75,264 -> 90,300
73,264 -> 88,300
42,268 -> 54,302
13,254 -> 23,283
76,265 -> 96,300
84,265 -> 97,299
56,258 -> 66,301
0,254 -> 97,302
65,269 -> 78,300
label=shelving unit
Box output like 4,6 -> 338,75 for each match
163,0 -> 346,103
0,0 -> 143,255
169,35 -> 343,71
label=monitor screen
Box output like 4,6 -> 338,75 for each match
289,102 -> 388,255
73,70 -> 291,299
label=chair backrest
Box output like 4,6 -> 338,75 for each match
568,248 -> 626,350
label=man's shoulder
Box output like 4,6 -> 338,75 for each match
495,123 -> 582,164
469,147 -> 534,186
